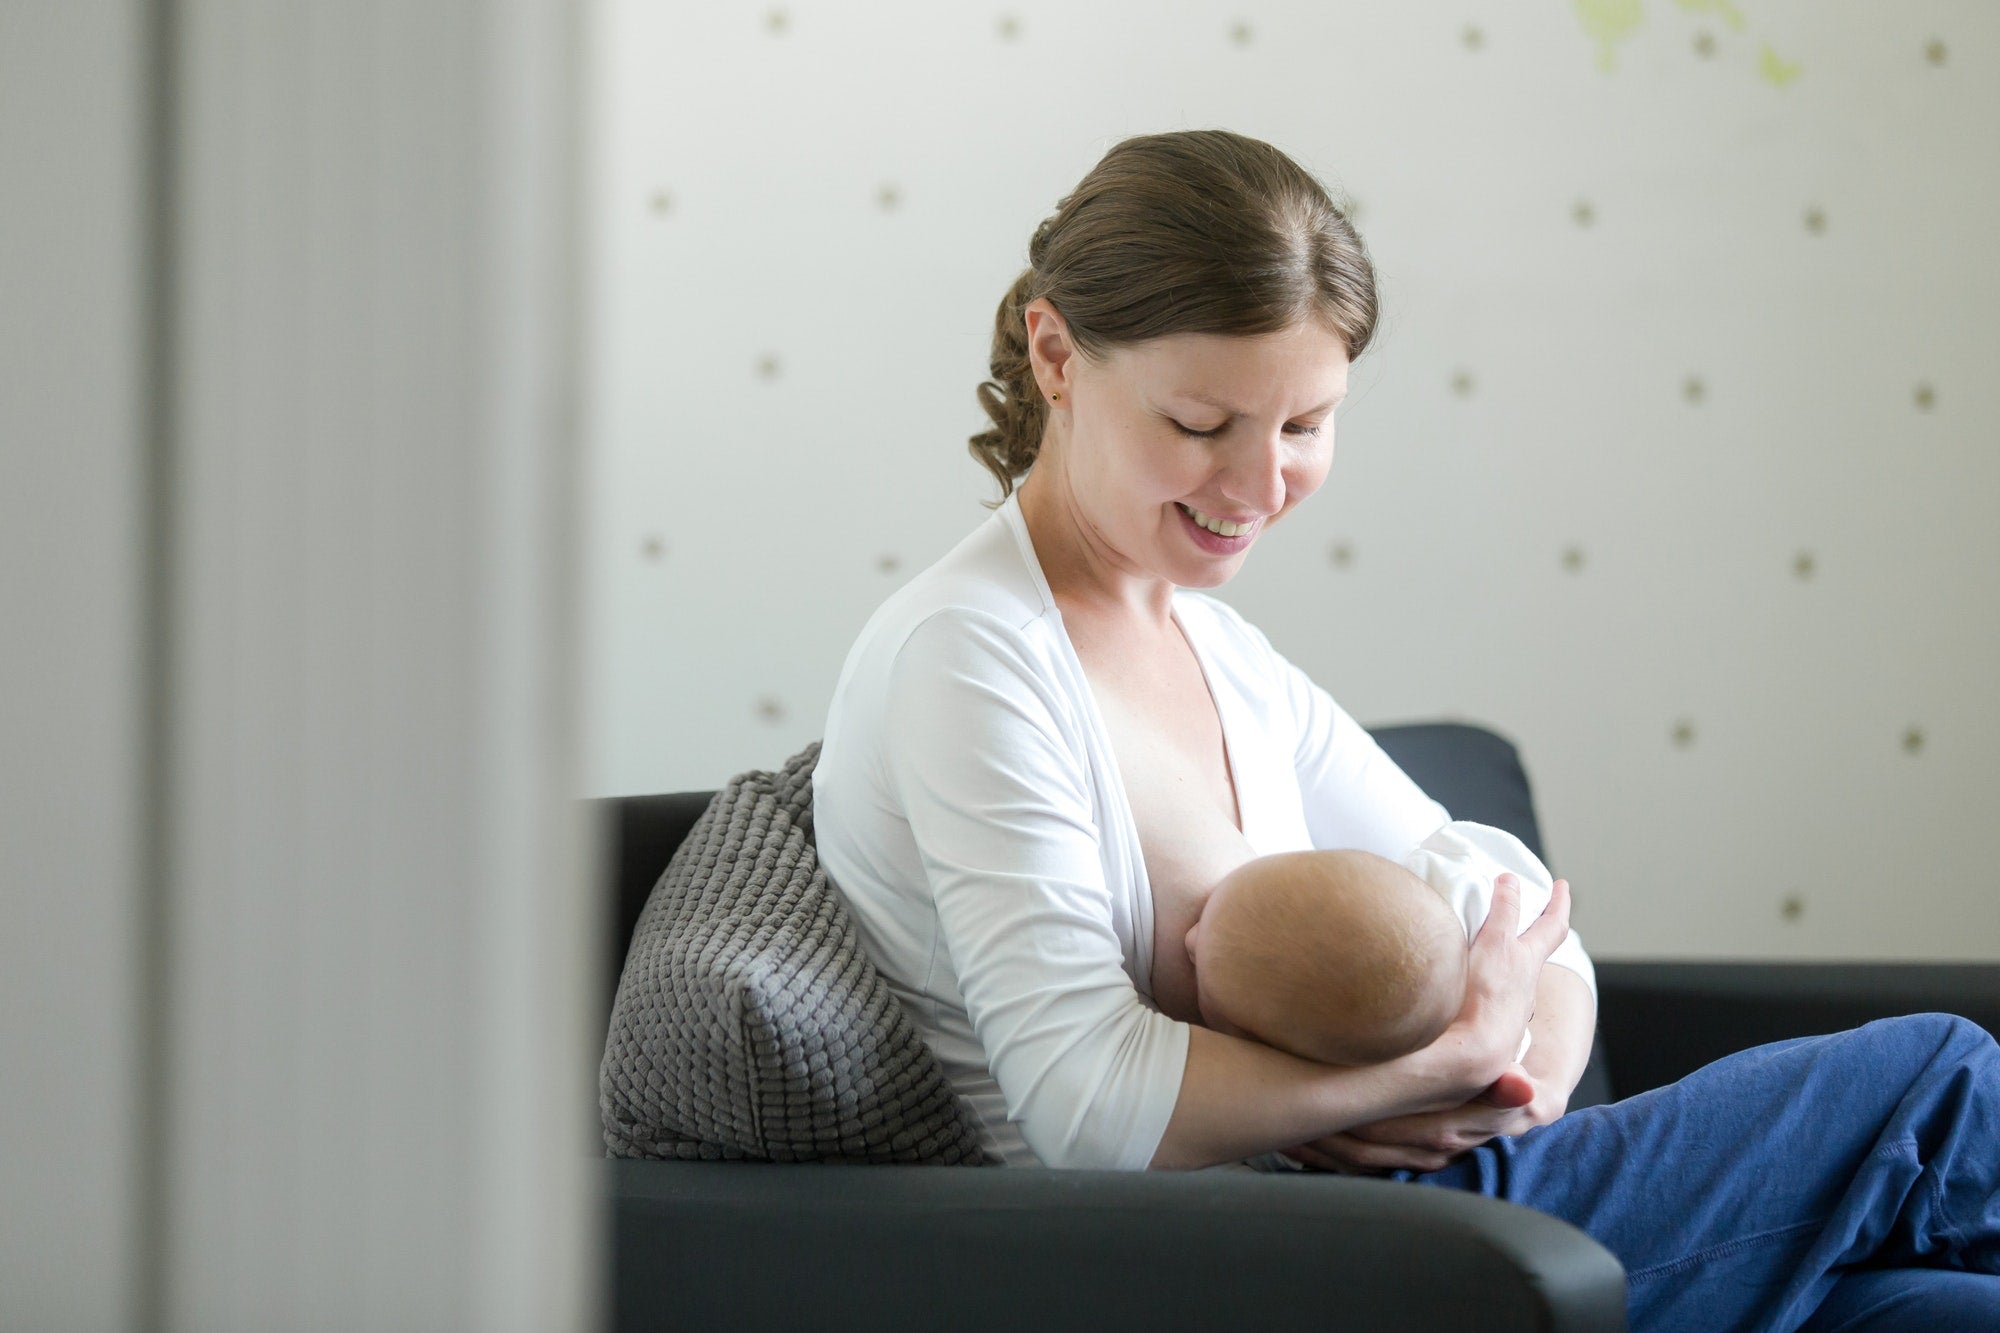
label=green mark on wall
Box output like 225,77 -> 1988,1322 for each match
1575,0 -> 1644,72
1673,0 -> 1746,33
1573,1 -> 1800,87
1757,42 -> 1802,86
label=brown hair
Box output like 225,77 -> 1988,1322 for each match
969,129 -> 1378,506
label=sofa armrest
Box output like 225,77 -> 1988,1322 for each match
1596,961 -> 2000,1099
609,1158 -> 1625,1332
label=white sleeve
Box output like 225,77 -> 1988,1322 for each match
1244,618 -> 1451,857
882,609 -> 1189,1171
1401,822 -> 1597,1003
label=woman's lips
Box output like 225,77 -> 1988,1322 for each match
1177,503 -> 1255,553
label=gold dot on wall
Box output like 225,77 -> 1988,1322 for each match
1693,30 -> 1717,58
1803,206 -> 1827,235
1903,726 -> 1925,755
1792,550 -> 1816,580
1780,893 -> 1805,922
1229,20 -> 1253,45
1450,369 -> 1475,398
1913,382 -> 1937,411
756,353 -> 782,380
876,183 -> 902,211
1462,25 -> 1484,50
1671,719 -> 1697,749
1572,199 -> 1596,227
765,8 -> 789,34
996,13 -> 1022,40
1683,374 -> 1707,404
649,190 -> 673,216
876,553 -> 902,574
755,695 -> 787,724
1561,546 -> 1586,574
642,535 -> 666,561
1327,540 -> 1354,569
1925,38 -> 1947,66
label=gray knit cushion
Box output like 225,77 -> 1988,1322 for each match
600,740 -> 993,1164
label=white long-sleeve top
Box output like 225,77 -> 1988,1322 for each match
812,488 -> 1593,1169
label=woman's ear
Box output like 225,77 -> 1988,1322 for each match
1023,297 -> 1076,400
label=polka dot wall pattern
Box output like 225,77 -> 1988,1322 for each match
589,2 -> 1998,961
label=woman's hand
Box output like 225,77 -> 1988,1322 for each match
1282,1063 -> 1565,1174
1284,873 -> 1574,1173
1447,873 -> 1571,1085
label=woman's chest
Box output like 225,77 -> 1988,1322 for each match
1072,628 -> 1257,1021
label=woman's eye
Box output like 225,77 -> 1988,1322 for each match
1171,420 -> 1324,440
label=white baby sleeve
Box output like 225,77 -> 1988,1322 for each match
1399,821 -> 1597,1003
882,608 -> 1189,1171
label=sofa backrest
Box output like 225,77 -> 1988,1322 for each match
595,790 -> 716,1024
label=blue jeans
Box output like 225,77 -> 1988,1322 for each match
1397,1013 -> 2000,1332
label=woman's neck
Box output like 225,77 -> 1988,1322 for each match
1016,463 -> 1179,629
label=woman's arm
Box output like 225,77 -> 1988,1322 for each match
1291,932 -> 1596,1175
1238,607 -> 1452,858
1520,955 -> 1596,1115
1148,1018 -> 1498,1170
1152,873 -> 1571,1170
885,609 -> 1196,1169
1229,612 -> 1597,1168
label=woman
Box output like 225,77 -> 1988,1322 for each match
809,130 -> 1999,1331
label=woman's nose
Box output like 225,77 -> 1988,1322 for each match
1221,433 -> 1288,515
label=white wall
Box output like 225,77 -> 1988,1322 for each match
584,1 -> 2000,961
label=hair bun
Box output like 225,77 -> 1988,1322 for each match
1028,217 -> 1057,267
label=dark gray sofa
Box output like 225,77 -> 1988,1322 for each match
593,722 -> 2000,1332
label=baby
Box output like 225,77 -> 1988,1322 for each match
1181,822 -> 1580,1068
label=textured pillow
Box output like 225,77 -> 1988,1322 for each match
600,740 -> 993,1164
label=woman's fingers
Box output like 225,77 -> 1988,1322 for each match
1475,1065 -> 1538,1110
1466,872 -> 1534,994
1282,1142 -> 1353,1173
1297,1091 -> 1550,1174
1475,872 -> 1522,947
1306,1133 -> 1455,1175
1343,1104 -> 1510,1151
1519,875 -> 1572,958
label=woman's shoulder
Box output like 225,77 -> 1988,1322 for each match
818,510 -> 1087,801
828,506 -> 1072,726
856,508 -> 1057,654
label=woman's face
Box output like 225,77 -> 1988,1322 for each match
1028,300 -> 1350,590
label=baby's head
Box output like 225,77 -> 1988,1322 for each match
1184,849 -> 1468,1065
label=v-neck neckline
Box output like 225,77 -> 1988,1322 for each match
1169,601 -> 1246,838
999,492 -> 1248,841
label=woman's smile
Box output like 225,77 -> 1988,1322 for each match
1174,500 -> 1258,554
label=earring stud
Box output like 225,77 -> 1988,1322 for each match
1052,391 -> 1062,401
